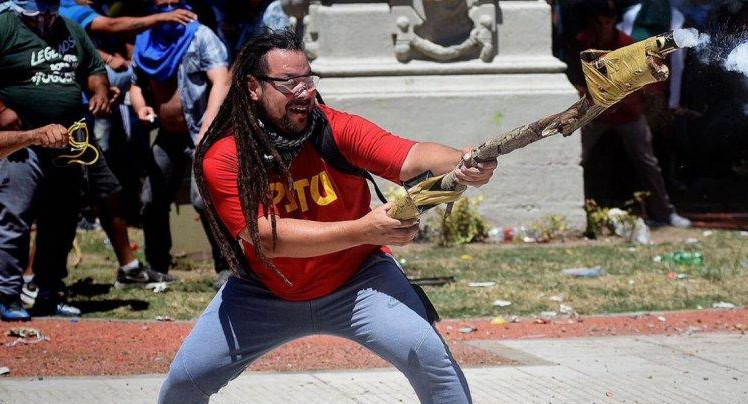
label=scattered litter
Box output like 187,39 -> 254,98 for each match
549,295 -> 564,302
5,327 -> 48,347
628,279 -> 635,285
156,316 -> 173,322
559,304 -> 574,315
608,208 -> 651,244
606,391 -> 614,398
534,317 -> 550,324
490,316 -> 507,325
460,255 -> 472,261
667,272 -> 689,280
561,267 -> 606,278
399,258 -> 407,265
740,231 -> 748,237
713,301 -> 736,309
657,316 -> 667,322
459,327 -> 477,334
702,230 -> 713,237
147,282 -> 170,293
468,281 -> 495,288
734,323 -> 746,331
408,276 -> 455,287
653,255 -> 663,263
659,251 -> 703,266
0,367 -> 9,376
684,238 -> 699,244
540,311 -> 558,319
627,247 -> 637,252
70,317 -> 79,323
6,328 -> 39,338
697,305 -> 704,310
492,299 -> 512,308
509,315 -> 520,323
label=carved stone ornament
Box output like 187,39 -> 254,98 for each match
391,0 -> 497,63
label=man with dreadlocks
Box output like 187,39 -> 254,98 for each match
159,29 -> 495,404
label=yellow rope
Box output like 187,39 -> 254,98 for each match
54,119 -> 100,166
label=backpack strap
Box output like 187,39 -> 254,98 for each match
311,119 -> 388,204
313,94 -> 388,204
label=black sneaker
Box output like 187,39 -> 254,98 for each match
114,263 -> 175,290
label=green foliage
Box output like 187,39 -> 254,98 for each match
584,193 -> 646,238
430,195 -> 489,246
528,214 -> 569,242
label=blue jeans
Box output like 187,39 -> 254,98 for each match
158,253 -> 472,404
0,148 -> 83,298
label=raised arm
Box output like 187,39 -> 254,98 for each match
400,142 -> 496,187
88,9 -> 197,35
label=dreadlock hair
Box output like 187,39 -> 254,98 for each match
193,29 -> 306,286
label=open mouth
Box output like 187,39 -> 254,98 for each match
288,104 -> 310,116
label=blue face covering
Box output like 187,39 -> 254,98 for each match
11,0 -> 60,15
133,2 -> 198,82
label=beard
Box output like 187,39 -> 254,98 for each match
259,97 -> 313,136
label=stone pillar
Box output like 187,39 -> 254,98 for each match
308,0 -> 585,227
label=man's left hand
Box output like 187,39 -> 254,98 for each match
453,149 -> 497,187
89,93 -> 111,117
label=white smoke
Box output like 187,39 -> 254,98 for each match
673,28 -> 710,49
724,42 -> 748,77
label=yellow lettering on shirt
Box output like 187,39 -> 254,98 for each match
272,170 -> 339,214
292,178 -> 310,212
310,171 -> 338,206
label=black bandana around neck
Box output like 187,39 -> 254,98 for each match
259,107 -> 323,168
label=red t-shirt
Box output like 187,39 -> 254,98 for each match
202,104 -> 417,301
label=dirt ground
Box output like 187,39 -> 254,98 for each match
1,308 -> 745,377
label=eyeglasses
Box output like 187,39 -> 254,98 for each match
255,73 -> 320,96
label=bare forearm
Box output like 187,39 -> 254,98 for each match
129,84 -> 148,111
0,130 -> 35,159
400,142 -> 462,181
242,217 -> 366,258
198,70 -> 230,143
90,15 -> 160,35
87,73 -> 109,97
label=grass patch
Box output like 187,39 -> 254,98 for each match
64,227 -> 748,320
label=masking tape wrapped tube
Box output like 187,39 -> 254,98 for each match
387,30 -> 694,221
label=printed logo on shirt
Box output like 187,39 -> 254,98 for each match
28,37 -> 79,86
270,170 -> 338,213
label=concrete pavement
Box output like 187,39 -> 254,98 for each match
1,332 -> 746,403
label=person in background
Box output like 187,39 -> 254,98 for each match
0,0 -> 111,320
129,0 -> 230,283
619,0 -> 688,193
207,0 -> 292,61
567,0 -> 692,228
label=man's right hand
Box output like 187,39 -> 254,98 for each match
357,203 -> 420,246
0,107 -> 22,131
158,9 -> 197,25
29,124 -> 68,148
137,106 -> 157,123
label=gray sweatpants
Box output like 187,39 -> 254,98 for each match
158,253 -> 471,404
